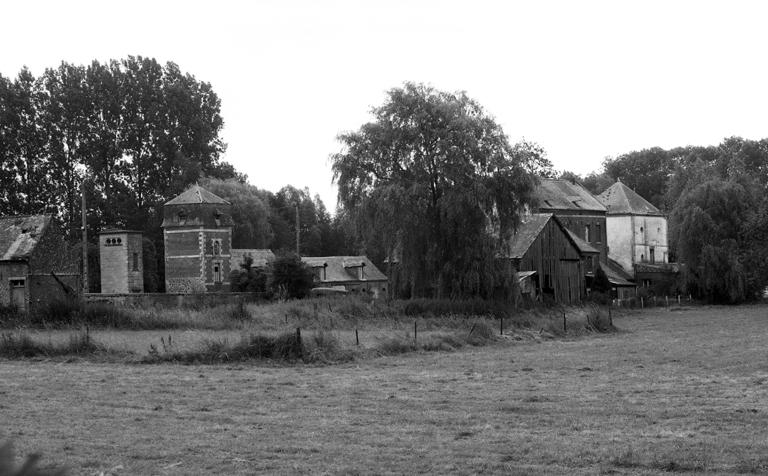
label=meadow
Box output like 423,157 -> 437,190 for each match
2,303 -> 768,474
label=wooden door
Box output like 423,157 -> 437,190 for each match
10,279 -> 25,311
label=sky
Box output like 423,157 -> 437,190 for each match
3,1 -> 768,210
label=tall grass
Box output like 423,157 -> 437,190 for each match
0,329 -> 114,358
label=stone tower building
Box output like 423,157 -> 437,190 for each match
162,185 -> 233,293
99,230 -> 144,293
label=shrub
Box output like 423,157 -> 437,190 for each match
268,253 -> 314,299
467,320 -> 497,344
0,330 -> 108,359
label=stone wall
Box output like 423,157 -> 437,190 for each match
84,291 -> 264,308
28,273 -> 81,312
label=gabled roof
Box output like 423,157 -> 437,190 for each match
165,185 -> 230,206
507,214 -> 552,259
564,228 -> 600,254
0,215 -> 51,261
231,249 -> 275,268
597,181 -> 662,216
507,213 -> 595,260
535,179 -> 606,213
603,260 -> 635,286
301,256 -> 388,283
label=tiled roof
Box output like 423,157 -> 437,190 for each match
301,256 -> 388,283
535,179 -> 606,213
634,262 -> 679,274
507,214 -> 552,259
597,181 -> 662,216
166,185 -> 230,206
0,215 -> 51,261
231,249 -> 275,268
603,260 -> 635,286
563,228 -> 600,254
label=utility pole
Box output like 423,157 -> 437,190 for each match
295,202 -> 300,256
81,179 -> 88,294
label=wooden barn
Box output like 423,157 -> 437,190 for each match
506,213 -> 588,304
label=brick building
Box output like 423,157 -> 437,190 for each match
0,215 -> 80,311
161,185 -> 234,293
99,230 -> 144,293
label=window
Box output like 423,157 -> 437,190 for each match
9,279 -> 25,287
132,253 -> 139,271
313,266 -> 326,281
584,225 -> 591,242
105,237 -> 122,247
641,253 -> 645,262
213,262 -> 222,283
596,224 -> 601,243
649,247 -> 655,264
212,239 -> 221,256
640,226 -> 644,233
586,256 -> 594,272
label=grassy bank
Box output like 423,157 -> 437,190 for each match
0,297 -> 615,363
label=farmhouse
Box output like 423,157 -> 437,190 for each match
162,185 -> 234,293
597,180 -> 677,294
532,178 -> 635,297
302,256 -> 388,297
0,215 -> 79,311
534,178 -> 608,263
506,213 -> 589,304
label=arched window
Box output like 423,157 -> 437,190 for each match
213,240 -> 221,256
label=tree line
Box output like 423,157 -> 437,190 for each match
0,58 -> 351,291
3,56 -> 766,303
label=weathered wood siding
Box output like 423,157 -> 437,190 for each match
517,218 -> 584,304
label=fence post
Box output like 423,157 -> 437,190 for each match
500,316 -> 503,336
414,320 -> 417,346
677,295 -> 681,305
608,305 -> 612,326
641,297 -> 644,309
665,296 -> 669,307
562,311 -> 566,334
355,328 -> 359,346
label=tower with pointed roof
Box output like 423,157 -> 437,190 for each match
597,180 -> 669,276
161,185 -> 234,292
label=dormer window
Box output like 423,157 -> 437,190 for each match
212,239 -> 221,256
214,209 -> 222,226
177,211 -> 187,224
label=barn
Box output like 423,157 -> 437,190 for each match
506,213 -> 590,304
0,215 -> 80,312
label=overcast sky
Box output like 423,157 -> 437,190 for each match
3,1 -> 768,209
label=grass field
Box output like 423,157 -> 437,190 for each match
2,305 -> 768,474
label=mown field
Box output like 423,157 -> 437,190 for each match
2,305 -> 768,475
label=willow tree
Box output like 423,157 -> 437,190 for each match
331,82 -> 539,299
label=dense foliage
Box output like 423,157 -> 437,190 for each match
0,58 -> 349,291
332,82 -> 539,299
268,253 -> 315,299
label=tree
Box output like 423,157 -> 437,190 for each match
670,177 -> 762,302
268,253 -> 314,299
331,82 -> 538,298
199,177 -> 273,248
602,147 -> 674,209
